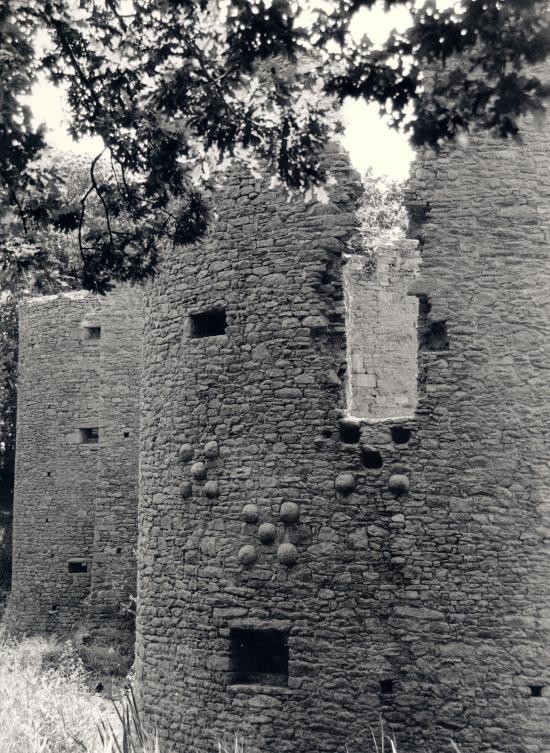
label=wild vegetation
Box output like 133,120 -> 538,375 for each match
0,627 -> 164,753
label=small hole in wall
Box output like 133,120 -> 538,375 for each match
46,471 -> 51,477
230,628 -> 289,687
391,426 -> 411,445
339,423 -> 361,444
85,326 -> 101,340
322,429 -> 332,439
123,431 -> 130,438
68,561 -> 88,574
79,427 -> 99,444
190,310 -> 227,338
428,321 -> 449,350
418,296 -> 449,351
321,270 -> 331,285
116,547 -> 122,554
530,685 -> 544,697
51,604 -> 58,612
361,448 -> 383,469
379,679 -> 393,694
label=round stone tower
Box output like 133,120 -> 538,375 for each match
135,148 -> 412,753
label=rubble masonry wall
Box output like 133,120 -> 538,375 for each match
7,288 -> 143,636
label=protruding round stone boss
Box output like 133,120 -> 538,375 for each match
277,542 -> 298,566
238,545 -> 257,566
191,461 -> 206,480
242,503 -> 259,523
258,523 -> 277,544
280,501 -> 300,524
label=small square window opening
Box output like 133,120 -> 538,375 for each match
68,561 -> 88,574
190,310 -> 227,338
79,427 -> 99,444
230,628 -> 289,686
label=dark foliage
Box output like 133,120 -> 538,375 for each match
0,1 -> 549,292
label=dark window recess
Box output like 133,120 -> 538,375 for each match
46,471 -> 51,477
230,628 -> 289,686
68,561 -> 88,574
340,422 -> 361,444
79,427 -> 99,444
380,679 -> 394,694
190,310 -> 227,338
123,431 -> 130,438
51,604 -> 58,612
321,429 -> 333,439
391,426 -> 411,445
530,685 -> 544,697
361,448 -> 383,469
418,295 -> 449,352
85,326 -> 101,340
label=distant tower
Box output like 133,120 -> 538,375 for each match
7,288 -> 142,640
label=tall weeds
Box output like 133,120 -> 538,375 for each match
0,627 -> 118,753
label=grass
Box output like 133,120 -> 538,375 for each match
0,626 -> 161,753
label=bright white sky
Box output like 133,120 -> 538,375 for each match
26,2 -> 447,181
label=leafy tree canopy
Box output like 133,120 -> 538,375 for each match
1,0 -> 550,293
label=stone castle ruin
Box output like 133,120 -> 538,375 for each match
6,287 -> 143,637
4,97 -> 550,753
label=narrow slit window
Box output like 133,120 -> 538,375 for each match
380,679 -> 394,694
530,685 -> 544,697
68,561 -> 88,574
79,427 -> 99,444
230,628 -> 289,686
190,310 -> 227,338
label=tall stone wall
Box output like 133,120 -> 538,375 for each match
7,288 -> 143,636
344,238 -> 419,419
7,292 -> 101,632
0,510 -> 12,593
89,287 -> 143,638
137,105 -> 550,753
136,149 -> 418,753
385,102 -> 550,752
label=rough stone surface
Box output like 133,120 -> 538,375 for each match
6,288 -> 143,636
392,96 -> 550,752
135,104 -> 550,753
136,151 -> 409,753
88,287 -> 143,639
9,93 -> 550,753
344,239 -> 419,419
